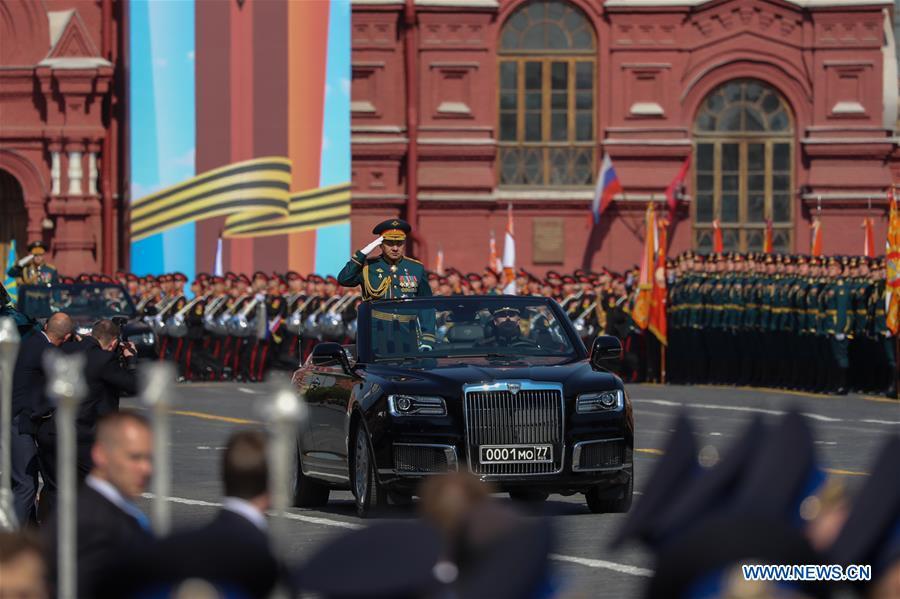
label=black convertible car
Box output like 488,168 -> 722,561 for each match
291,295 -> 633,517
17,283 -> 157,359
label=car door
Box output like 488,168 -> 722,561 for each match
310,358 -> 356,478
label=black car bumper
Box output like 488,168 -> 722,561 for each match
371,412 -> 633,495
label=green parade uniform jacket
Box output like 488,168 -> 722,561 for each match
337,250 -> 436,346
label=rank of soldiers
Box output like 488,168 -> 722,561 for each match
7,234 -> 894,395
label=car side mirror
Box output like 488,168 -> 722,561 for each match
311,341 -> 352,372
590,335 -> 622,369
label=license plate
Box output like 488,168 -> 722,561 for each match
479,444 -> 553,464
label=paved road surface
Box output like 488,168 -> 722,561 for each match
123,379 -> 899,598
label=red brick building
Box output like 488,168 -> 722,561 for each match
0,0 -> 125,275
351,0 -> 899,274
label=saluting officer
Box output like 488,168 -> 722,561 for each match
339,219 -> 432,301
338,218 -> 436,350
7,241 -> 59,286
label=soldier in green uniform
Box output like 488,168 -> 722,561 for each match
824,257 -> 850,394
6,241 -> 59,287
338,219 -> 436,352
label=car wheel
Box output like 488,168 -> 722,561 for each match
508,489 -> 550,503
584,472 -> 633,514
352,425 -> 385,518
292,446 -> 330,508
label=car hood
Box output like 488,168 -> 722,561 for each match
362,359 -> 621,397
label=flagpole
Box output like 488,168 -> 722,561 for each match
660,344 -> 666,385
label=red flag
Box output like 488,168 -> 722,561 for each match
810,217 -> 823,256
665,154 -> 691,224
649,218 -> 668,345
764,218 -> 773,253
712,219 -> 723,253
863,217 -> 875,258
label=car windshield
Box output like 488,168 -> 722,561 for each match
18,284 -> 137,320
366,296 -> 577,362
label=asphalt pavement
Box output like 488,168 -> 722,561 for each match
123,378 -> 899,598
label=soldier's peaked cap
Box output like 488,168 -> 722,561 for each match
611,412 -> 699,549
28,241 -> 46,255
729,411 -> 823,523
650,416 -> 767,546
373,218 -> 411,241
829,435 -> 900,580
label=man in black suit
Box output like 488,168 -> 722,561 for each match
10,312 -> 73,525
100,430 -> 280,598
44,410 -> 154,598
35,319 -> 137,517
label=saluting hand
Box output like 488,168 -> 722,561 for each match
17,255 -> 34,267
361,236 -> 384,256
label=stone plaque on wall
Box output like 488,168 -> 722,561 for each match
533,217 -> 564,264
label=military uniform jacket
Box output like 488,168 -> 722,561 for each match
8,262 -> 59,285
338,251 -> 432,301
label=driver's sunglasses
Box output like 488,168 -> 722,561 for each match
494,311 -> 519,321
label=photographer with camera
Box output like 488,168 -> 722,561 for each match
35,319 -> 139,516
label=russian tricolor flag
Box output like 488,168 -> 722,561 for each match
592,153 -> 622,225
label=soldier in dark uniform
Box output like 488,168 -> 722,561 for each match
824,257 -> 850,394
338,218 -> 436,353
251,280 -> 287,381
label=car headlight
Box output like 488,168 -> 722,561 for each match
388,394 -> 447,417
576,389 -> 624,413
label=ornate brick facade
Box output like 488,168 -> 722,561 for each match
0,0 -> 125,274
351,0 -> 899,273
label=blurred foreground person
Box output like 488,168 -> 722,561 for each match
828,435 -> 900,599
0,532 -> 49,599
418,472 -> 558,599
11,312 -> 73,524
43,411 -> 153,597
99,430 -> 280,598
59,318 -> 138,474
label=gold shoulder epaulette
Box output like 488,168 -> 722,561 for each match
403,256 -> 423,265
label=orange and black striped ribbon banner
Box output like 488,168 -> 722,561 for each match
130,156 -> 350,242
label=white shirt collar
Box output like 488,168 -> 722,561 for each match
222,497 -> 267,532
85,474 -> 137,515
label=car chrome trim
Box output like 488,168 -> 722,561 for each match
462,380 -> 565,477
391,443 -> 459,474
301,468 -> 350,482
572,438 -> 626,472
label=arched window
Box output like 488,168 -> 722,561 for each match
498,1 -> 596,187
693,79 -> 794,253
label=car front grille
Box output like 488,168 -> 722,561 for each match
393,444 -> 456,474
574,439 -> 625,471
463,383 -> 564,476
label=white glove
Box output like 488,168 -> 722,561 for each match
835,333 -> 846,341
254,292 -> 266,302
418,343 -> 433,352
17,255 -> 34,267
361,236 -> 384,256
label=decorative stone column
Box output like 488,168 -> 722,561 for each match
66,143 -> 84,196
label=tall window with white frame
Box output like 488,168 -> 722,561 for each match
693,79 -> 794,253
498,0 -> 596,187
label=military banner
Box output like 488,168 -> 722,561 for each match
130,157 -> 350,242
885,186 -> 900,335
